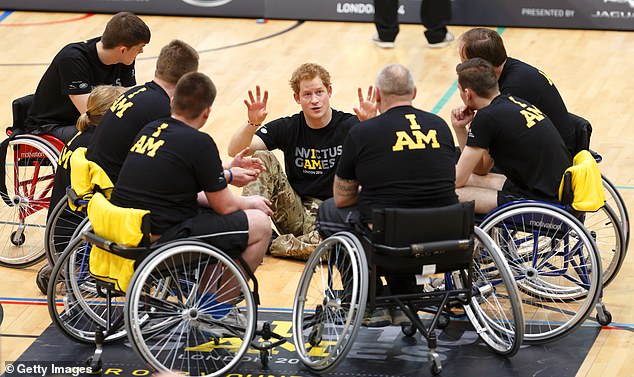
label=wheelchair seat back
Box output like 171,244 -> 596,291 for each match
569,112 -> 592,156
10,94 -> 34,134
370,201 -> 475,274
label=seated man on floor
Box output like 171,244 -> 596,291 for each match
227,63 -> 376,260
110,72 -> 273,322
317,64 -> 458,327
451,58 -> 571,214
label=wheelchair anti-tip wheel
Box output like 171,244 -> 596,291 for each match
292,232 -> 368,374
480,202 -> 602,344
0,135 -> 59,267
125,240 -> 257,377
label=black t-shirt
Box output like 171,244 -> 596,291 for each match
499,57 -> 575,153
49,128 -> 96,211
111,118 -> 227,234
337,105 -> 458,222
25,37 -> 136,131
467,95 -> 572,201
255,109 -> 358,200
87,81 -> 170,184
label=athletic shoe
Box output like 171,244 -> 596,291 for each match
372,34 -> 395,49
361,307 -> 392,327
428,32 -> 454,49
390,307 -> 411,326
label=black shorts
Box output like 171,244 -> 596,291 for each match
497,180 -> 558,207
496,180 -> 529,206
158,208 -> 249,258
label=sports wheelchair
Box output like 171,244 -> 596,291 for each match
0,94 -> 64,267
292,201 -> 524,375
47,153 -> 284,376
478,149 -> 610,344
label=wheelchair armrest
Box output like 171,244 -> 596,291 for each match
80,231 -> 150,261
81,231 -> 114,250
65,187 -> 91,208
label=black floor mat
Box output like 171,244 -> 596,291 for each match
9,310 -> 600,377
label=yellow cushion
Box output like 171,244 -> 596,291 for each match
87,192 -> 149,292
68,147 -> 114,211
558,150 -> 605,212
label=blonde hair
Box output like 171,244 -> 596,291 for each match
76,85 -> 126,132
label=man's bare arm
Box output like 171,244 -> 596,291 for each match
333,175 -> 360,208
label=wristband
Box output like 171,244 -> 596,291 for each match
226,169 -> 233,184
247,120 -> 260,128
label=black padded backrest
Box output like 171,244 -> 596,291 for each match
372,201 -> 475,247
12,94 -> 34,130
569,112 -> 592,155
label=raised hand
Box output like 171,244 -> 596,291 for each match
244,85 -> 269,125
353,86 -> 378,121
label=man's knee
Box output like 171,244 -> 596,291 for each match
245,209 -> 272,239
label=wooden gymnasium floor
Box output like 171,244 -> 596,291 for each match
0,10 -> 633,376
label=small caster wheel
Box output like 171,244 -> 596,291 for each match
437,314 -> 450,329
86,357 -> 102,372
402,324 -> 417,337
596,303 -> 612,326
260,349 -> 269,368
428,352 -> 442,375
308,323 -> 324,346
10,231 -> 25,246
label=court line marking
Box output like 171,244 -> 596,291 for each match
0,20 -> 304,66
0,12 -> 93,27
0,10 -> 13,23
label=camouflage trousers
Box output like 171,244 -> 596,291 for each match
242,150 -> 322,260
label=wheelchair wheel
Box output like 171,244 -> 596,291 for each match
602,175 -> 630,252
125,240 -> 257,377
0,135 -> 59,267
44,198 -> 86,266
47,229 -> 127,344
292,232 -> 368,374
480,202 -> 602,344
581,203 -> 624,287
462,227 -> 524,357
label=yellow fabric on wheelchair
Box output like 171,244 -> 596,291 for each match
87,192 -> 149,293
68,147 -> 114,211
558,150 -> 605,212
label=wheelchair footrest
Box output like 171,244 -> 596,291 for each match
250,321 -> 287,351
